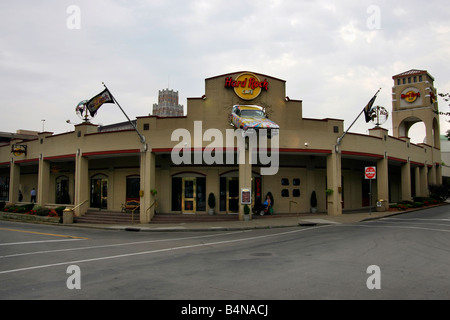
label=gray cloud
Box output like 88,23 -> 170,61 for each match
1,0 -> 449,142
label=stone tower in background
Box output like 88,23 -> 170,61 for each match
152,89 -> 184,117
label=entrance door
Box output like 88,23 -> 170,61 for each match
227,177 -> 239,213
182,178 -> 196,213
56,175 -> 70,204
91,175 -> 108,209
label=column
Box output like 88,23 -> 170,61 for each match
326,148 -> 342,215
74,152 -> 89,216
37,157 -> 50,206
401,160 -> 411,201
419,165 -> 428,197
140,147 -> 155,223
376,157 -> 389,211
414,167 -> 421,198
9,161 -> 20,204
428,164 -> 436,185
436,163 -> 442,185
238,148 -> 252,220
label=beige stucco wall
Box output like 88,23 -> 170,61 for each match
0,71 -> 443,217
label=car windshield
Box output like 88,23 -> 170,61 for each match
240,109 -> 265,118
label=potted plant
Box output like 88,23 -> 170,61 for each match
325,188 -> 334,196
310,191 -> 317,213
151,189 -> 157,196
208,192 -> 215,215
244,204 -> 250,221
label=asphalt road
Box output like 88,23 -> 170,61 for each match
0,205 -> 449,303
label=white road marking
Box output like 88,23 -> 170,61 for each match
0,226 -> 327,275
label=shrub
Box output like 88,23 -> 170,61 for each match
54,206 -> 66,217
48,210 -> 58,217
20,203 -> 35,212
36,207 -> 50,216
429,184 -> 450,201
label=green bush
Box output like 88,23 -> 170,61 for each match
429,184 -> 450,201
413,202 -> 424,208
36,207 -> 50,216
20,203 -> 35,212
54,206 -> 66,216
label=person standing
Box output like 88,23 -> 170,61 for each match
30,188 -> 37,203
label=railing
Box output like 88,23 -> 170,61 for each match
145,201 -> 158,223
131,205 -> 140,225
71,199 -> 89,213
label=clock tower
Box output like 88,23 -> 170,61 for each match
391,69 -> 440,148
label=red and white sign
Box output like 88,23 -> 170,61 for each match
365,166 -> 376,180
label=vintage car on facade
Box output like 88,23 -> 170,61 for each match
229,105 -> 279,138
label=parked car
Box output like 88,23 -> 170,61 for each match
229,105 -> 279,138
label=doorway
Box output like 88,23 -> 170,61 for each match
182,178 -> 196,213
171,175 -> 206,213
227,177 -> 239,213
91,174 -> 108,209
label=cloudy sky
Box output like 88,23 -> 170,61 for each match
1,0 -> 450,143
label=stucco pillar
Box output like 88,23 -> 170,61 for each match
9,161 -> 20,204
326,148 -> 342,215
436,163 -> 442,185
401,161 -> 411,201
419,165 -> 428,197
376,157 -> 389,211
238,148 -> 252,220
37,157 -> 50,206
140,147 -> 155,223
74,152 -> 89,216
428,164 -> 436,185
414,166 -> 420,198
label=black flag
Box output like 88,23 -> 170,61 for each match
86,88 -> 114,117
363,93 -> 378,123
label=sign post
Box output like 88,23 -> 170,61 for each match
365,167 -> 376,215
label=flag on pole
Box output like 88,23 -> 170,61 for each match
86,88 -> 114,117
363,91 -> 379,123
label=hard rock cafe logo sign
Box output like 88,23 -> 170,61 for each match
11,144 -> 27,156
224,72 -> 269,100
401,90 -> 420,103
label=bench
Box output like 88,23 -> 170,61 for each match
121,200 -> 140,213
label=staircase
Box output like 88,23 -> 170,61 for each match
151,213 -> 239,224
74,211 -> 240,224
74,210 -> 140,224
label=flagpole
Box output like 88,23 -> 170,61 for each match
102,82 -> 146,145
337,88 -> 381,146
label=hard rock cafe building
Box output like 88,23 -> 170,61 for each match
0,70 -> 443,222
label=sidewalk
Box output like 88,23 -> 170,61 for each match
72,209 -> 409,232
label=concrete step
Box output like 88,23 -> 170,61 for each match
151,213 -> 239,224
74,210 -> 139,224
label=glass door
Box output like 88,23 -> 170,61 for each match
91,175 -> 108,209
182,178 -> 196,213
227,177 -> 239,213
